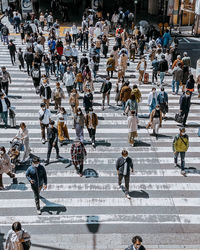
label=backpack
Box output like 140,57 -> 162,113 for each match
32,69 -> 40,79
2,27 -> 8,36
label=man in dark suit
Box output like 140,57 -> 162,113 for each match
116,150 -> 134,199
180,90 -> 191,126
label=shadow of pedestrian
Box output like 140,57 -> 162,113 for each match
177,166 -> 200,175
40,196 -> 67,215
129,190 -> 149,198
134,140 -> 151,147
5,182 -> 28,191
83,168 -> 99,178
86,216 -> 100,250
7,95 -> 22,99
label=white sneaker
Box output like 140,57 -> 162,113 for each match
126,194 -> 131,199
118,185 -> 122,189
41,139 -> 45,144
37,209 -> 41,215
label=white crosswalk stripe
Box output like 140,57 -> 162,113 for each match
0,33 -> 200,249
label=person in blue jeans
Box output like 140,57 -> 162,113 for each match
172,62 -> 183,95
158,55 -> 168,86
148,87 -> 158,113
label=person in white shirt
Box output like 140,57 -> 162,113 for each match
111,12 -> 119,29
30,21 -> 37,33
93,25 -> 102,41
71,23 -> 78,44
71,44 -> 79,62
38,103 -> 51,144
63,67 -> 75,96
47,12 -> 53,30
127,110 -> 138,147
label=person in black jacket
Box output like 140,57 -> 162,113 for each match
31,63 -> 41,94
24,49 -> 34,75
8,40 -> 16,65
125,235 -> 146,250
26,157 -> 47,215
83,89 -> 93,113
79,53 -> 88,71
45,120 -> 62,165
116,150 -> 134,199
100,76 -> 112,110
180,90 -> 191,126
40,78 -> 52,108
83,28 -> 89,50
158,54 -> 168,86
0,92 -> 10,128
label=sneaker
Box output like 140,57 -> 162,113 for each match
41,139 -> 46,144
118,185 -> 122,189
174,164 -> 178,168
92,142 -> 95,148
131,143 -> 134,147
79,173 -> 83,177
181,170 -> 187,177
126,194 -> 131,199
37,209 -> 42,215
102,107 -> 105,111
56,155 -> 63,159
45,160 -> 49,166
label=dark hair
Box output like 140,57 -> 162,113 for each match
50,120 -> 55,125
122,149 -> 128,157
133,84 -> 138,89
130,94 -> 135,101
40,103 -> 45,107
20,122 -> 26,128
60,107 -> 66,114
32,157 -> 40,163
0,146 -> 6,154
12,222 -> 22,232
132,235 -> 143,244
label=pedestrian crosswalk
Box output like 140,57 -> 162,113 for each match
0,33 -> 200,249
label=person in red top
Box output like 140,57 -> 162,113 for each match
116,25 -> 123,35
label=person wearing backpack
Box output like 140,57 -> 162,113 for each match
31,64 -> 41,94
24,49 -> 34,76
5,221 -> 31,250
13,12 -> 21,33
8,39 -> 16,65
125,235 -> 146,250
1,25 -> 9,45
71,137 -> 87,177
173,127 -> 189,177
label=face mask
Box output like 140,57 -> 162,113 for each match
161,91 -> 164,93
42,108 -> 45,111
77,112 -> 81,115
0,151 -> 4,155
33,163 -> 39,167
123,156 -> 127,160
156,108 -> 159,111
181,132 -> 185,136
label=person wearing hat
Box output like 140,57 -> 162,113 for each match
45,120 -> 62,165
180,90 -> 191,126
26,157 -> 47,214
100,76 -> 112,111
173,127 -> 189,177
158,54 -> 168,86
85,108 -> 98,147
116,150 -> 134,199
71,137 -> 87,177
0,92 -> 10,128
38,103 -> 51,144
0,66 -> 11,96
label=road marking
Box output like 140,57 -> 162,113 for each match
183,38 -> 190,43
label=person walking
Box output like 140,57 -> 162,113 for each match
85,108 -> 98,147
8,40 -> 16,65
106,54 -> 115,78
173,127 -> 189,177
125,235 -> 146,250
24,49 -> 34,76
186,74 -> 195,93
0,146 -> 15,190
14,122 -> 30,162
52,82 -> 65,110
158,54 -> 168,86
13,13 -> 21,33
71,23 -> 78,44
83,89 -> 93,113
31,64 -> 41,94
0,66 -> 11,96
69,89 -> 79,114
148,104 -> 162,137
39,78 -> 52,109
148,87 -> 158,113
39,103 -> 51,144
151,56 -> 159,84
136,56 -> 147,84
17,48 -> 24,71
26,157 -> 47,214
120,81 -> 132,111
71,138 -> 87,177
157,87 -> 168,120
124,94 -> 138,116
56,107 -> 70,142
0,92 -> 10,128
45,120 -> 62,165
116,150 -> 134,199
63,67 -> 75,96
172,62 -> 183,95
5,222 -> 31,250
127,110 -> 138,147
1,25 -> 9,45
100,77 -> 112,111
73,107 -> 85,142
180,90 -> 191,126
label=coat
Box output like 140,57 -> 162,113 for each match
71,141 -> 87,165
148,92 -> 158,106
69,92 -> 79,108
85,113 -> 98,129
119,54 -> 128,70
0,97 -> 10,113
172,66 -> 183,82
120,86 -> 131,102
173,134 -> 189,152
180,93 -> 191,112
83,80 -> 94,92
131,88 -> 141,103
26,164 -> 47,188
0,153 -> 13,174
106,57 -> 115,71
116,156 -> 133,176
74,114 -> 85,127
40,84 -> 52,99
111,50 -> 119,67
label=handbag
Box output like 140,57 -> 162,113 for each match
22,231 -> 31,250
175,112 -> 184,123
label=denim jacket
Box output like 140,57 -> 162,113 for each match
26,164 -> 47,187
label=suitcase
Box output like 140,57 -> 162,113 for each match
143,72 -> 149,84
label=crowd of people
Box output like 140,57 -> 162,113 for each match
0,5 -> 199,249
